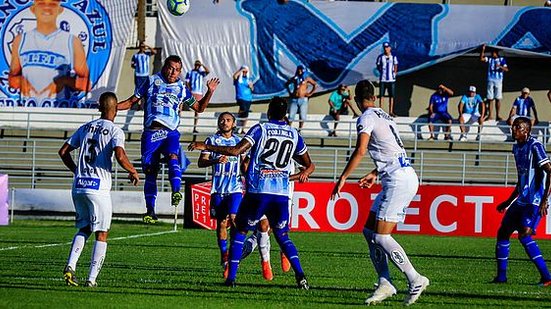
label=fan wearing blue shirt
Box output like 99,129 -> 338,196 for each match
507,87 -> 539,127
428,84 -> 454,141
458,86 -> 485,142
493,117 -> 551,286
480,44 -> 509,121
131,41 -> 156,89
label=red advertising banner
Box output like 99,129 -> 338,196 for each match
190,182 -> 551,239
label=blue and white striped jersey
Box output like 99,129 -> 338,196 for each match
131,52 -> 152,77
484,56 -> 507,81
512,96 -> 535,118
376,54 -> 398,82
135,73 -> 196,130
244,120 -> 307,196
513,136 -> 549,206
203,133 -> 243,194
185,69 -> 208,95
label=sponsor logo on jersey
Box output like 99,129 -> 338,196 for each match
75,177 -> 100,190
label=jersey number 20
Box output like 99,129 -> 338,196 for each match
259,138 -> 293,169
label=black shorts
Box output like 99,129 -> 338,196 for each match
237,99 -> 251,118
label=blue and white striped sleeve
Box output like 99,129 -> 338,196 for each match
533,142 -> 549,167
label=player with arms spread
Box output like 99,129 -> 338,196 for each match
117,55 -> 220,223
331,80 -> 429,306
188,97 -> 314,289
493,117 -> 551,286
59,92 -> 139,287
197,112 -> 244,275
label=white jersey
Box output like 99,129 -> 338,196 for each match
356,108 -> 410,175
18,29 -> 74,102
67,119 -> 125,194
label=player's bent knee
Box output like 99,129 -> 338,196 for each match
79,226 -> 93,238
95,231 -> 109,242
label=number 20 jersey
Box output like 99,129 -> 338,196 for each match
67,119 -> 126,194
243,120 -> 307,196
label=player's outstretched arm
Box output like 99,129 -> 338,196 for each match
58,143 -> 77,174
198,152 -> 227,168
331,132 -> 370,200
117,95 -> 141,111
114,147 -> 139,186
192,78 -> 220,113
189,139 -> 252,157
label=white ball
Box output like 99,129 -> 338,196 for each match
167,0 -> 190,16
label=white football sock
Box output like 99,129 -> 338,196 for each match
258,231 -> 271,262
67,232 -> 88,270
373,233 -> 419,284
363,228 -> 391,282
88,241 -> 107,283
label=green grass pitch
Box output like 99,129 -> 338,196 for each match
1,220 -> 551,308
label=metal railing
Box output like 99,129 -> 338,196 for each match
0,137 -> 517,190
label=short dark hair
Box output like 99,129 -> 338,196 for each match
355,80 -> 375,102
164,55 -> 182,66
513,116 -> 532,130
268,96 -> 287,120
218,112 -> 236,122
98,91 -> 117,111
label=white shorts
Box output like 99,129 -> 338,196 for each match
487,79 -> 503,100
371,167 -> 419,223
461,113 -> 480,124
72,192 -> 112,232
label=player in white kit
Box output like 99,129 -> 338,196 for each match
331,80 -> 429,306
58,92 -> 139,287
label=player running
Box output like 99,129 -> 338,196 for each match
188,97 -> 314,289
331,80 -> 429,306
117,55 -> 219,223
493,117 -> 551,286
59,92 -> 140,287
197,112 -> 244,276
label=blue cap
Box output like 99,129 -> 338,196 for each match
383,42 -> 390,48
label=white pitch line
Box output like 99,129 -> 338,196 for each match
0,230 -> 177,252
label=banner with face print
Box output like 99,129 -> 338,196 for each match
0,0 -> 137,108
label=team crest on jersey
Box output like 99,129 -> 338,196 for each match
154,79 -> 162,86
0,0 -> 112,107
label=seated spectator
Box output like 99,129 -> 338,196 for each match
327,84 -> 353,136
428,84 -> 454,141
507,87 -> 538,126
458,86 -> 485,141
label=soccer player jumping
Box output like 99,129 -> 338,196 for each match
493,117 -> 551,286
188,97 -> 314,289
118,55 -> 219,223
331,80 -> 429,306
